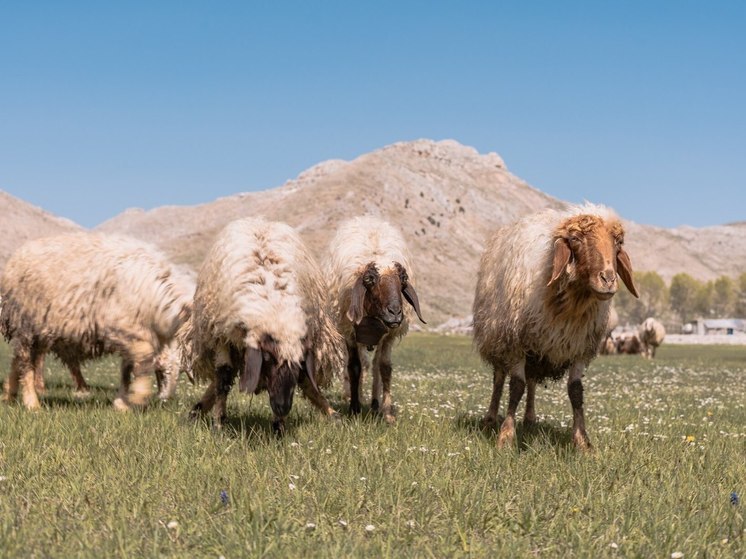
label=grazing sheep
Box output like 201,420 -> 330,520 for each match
638,318 -> 666,359
473,203 -> 639,450
188,218 -> 344,435
616,332 -> 643,355
326,216 -> 425,424
0,233 -> 193,410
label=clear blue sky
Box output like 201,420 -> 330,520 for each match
1,1 -> 744,228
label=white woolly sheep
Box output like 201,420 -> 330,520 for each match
188,217 -> 344,435
638,317 -> 666,359
325,216 -> 425,424
472,203 -> 639,450
0,233 -> 193,410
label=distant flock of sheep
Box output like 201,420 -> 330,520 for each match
2,203 -> 660,450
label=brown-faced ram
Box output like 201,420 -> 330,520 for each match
472,203 -> 639,450
325,216 -> 425,424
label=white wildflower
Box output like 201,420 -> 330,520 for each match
365,524 -> 375,533
167,520 -> 179,530
305,522 -> 316,531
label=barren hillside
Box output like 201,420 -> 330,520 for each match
96,140 -> 563,323
0,190 -> 82,265
4,140 -> 745,325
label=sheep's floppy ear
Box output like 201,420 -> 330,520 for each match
303,350 -> 319,393
402,283 -> 426,324
239,347 -> 262,394
548,238 -> 572,286
346,274 -> 367,325
346,263 -> 378,325
616,248 -> 640,298
394,262 -> 426,324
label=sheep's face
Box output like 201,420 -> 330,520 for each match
238,338 -> 299,421
347,262 -> 425,336
548,214 -> 639,301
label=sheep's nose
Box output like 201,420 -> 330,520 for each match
384,307 -> 402,328
600,269 -> 617,286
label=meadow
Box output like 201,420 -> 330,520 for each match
0,334 -> 744,558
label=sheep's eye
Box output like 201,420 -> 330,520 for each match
568,236 -> 581,245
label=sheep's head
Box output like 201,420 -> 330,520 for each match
347,262 -> 426,341
548,214 -> 639,301
238,335 -> 323,434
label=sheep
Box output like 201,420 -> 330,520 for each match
187,217 -> 344,435
25,311 -> 194,402
472,203 -> 639,450
616,333 -> 643,355
325,216 -> 425,424
0,233 -> 193,410
638,317 -> 665,359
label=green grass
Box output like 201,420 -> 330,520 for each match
1,334 -> 744,558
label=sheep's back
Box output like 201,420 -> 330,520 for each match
0,233 -> 192,349
473,205 -> 613,368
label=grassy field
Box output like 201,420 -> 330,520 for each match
0,334 -> 744,558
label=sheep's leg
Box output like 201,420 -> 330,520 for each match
33,352 -> 46,395
155,365 -> 164,396
497,359 -> 526,448
347,342 -> 363,415
123,341 -> 156,408
4,341 -> 41,409
299,375 -> 338,419
113,359 -> 134,411
567,363 -> 592,451
212,364 -> 236,429
190,380 -> 217,419
374,336 -> 396,424
69,361 -> 91,398
524,376 -> 537,425
482,364 -> 507,428
370,345 -> 382,411
20,342 -> 42,410
2,350 -> 20,402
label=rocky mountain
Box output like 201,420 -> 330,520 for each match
0,190 -> 82,265
4,140 -> 745,324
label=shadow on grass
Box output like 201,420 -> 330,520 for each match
454,412 -> 574,452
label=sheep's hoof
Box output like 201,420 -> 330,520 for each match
383,413 -> 396,425
523,414 -> 537,427
22,389 -> 41,410
350,401 -> 361,415
328,411 -> 342,422
113,397 -> 131,412
573,432 -> 594,452
128,376 -> 152,407
496,417 -> 515,448
272,419 -> 286,437
371,398 -> 380,411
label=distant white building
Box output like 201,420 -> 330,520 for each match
689,318 -> 746,335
